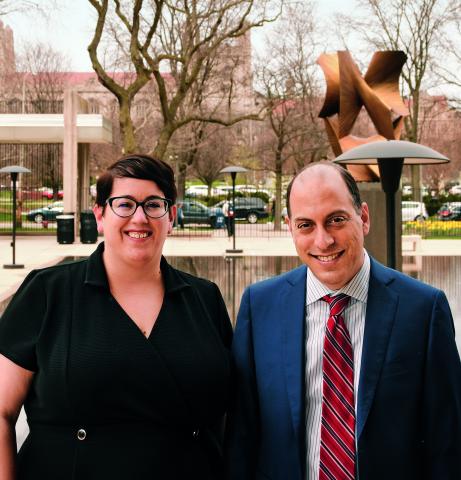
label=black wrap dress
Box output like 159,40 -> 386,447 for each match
0,243 -> 232,479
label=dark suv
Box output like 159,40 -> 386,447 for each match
181,199 -> 225,228
215,197 -> 268,224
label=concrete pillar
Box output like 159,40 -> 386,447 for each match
63,89 -> 78,218
63,89 -> 91,239
360,182 -> 402,271
78,143 -> 90,211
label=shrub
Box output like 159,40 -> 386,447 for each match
403,220 -> 461,238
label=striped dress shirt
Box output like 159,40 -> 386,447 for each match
305,251 -> 370,480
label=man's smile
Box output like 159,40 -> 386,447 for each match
310,251 -> 344,262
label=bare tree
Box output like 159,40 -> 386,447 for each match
164,26 -> 260,197
0,0 -> 44,15
339,0 -> 461,200
87,0 -> 280,157
434,19 -> 461,103
255,0 -> 327,230
17,42 -> 70,199
418,94 -> 461,192
18,42 -> 70,113
192,126 -> 235,194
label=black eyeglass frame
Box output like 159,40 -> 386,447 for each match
105,195 -> 173,219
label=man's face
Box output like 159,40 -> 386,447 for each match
286,166 -> 370,290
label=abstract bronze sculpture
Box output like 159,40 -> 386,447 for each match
317,51 -> 409,181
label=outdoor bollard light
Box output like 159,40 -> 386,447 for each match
0,165 -> 31,269
334,140 -> 449,270
220,165 -> 248,254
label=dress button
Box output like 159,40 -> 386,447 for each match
77,428 -> 87,441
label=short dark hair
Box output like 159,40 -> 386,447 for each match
96,153 -> 177,207
286,161 -> 362,217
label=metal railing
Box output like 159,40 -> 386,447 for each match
2,183 -> 461,239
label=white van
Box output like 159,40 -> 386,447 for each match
401,201 -> 428,221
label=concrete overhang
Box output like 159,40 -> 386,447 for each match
0,114 -> 112,143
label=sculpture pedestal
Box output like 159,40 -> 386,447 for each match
359,182 -> 402,271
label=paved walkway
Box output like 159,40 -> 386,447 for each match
1,234 -> 460,304
0,235 -> 298,303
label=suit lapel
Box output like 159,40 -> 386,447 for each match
277,260 -> 397,448
356,258 -> 399,440
281,265 -> 307,447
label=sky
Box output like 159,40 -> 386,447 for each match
4,0 -> 349,72
6,1 -> 99,71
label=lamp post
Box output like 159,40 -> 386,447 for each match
0,166 -> 31,269
334,140 -> 449,269
220,165 -> 248,253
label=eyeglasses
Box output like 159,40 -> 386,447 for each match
106,196 -> 172,219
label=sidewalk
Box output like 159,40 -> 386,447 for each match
1,235 -> 461,304
0,235 -> 298,303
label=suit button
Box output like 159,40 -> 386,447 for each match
77,429 -> 87,441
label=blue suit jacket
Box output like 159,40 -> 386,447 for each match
226,257 -> 461,480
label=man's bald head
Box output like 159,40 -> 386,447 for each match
286,162 -> 362,218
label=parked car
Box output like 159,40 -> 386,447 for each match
26,201 -> 64,223
402,185 -> 412,196
449,184 -> 461,196
401,185 -> 430,196
401,201 -> 428,222
185,185 -> 209,197
181,199 -> 224,228
39,187 -> 63,200
185,185 -> 227,197
214,197 -> 269,224
438,202 -> 461,221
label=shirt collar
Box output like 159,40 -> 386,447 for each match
306,250 -> 370,305
84,242 -> 190,294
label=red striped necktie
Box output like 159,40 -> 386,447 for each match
319,294 -> 355,480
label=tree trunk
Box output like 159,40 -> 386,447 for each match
273,148 -> 283,232
119,99 -> 137,154
16,197 -> 23,228
152,125 -> 175,160
177,162 -> 187,200
406,91 -> 422,201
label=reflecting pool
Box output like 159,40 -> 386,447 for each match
2,254 -> 460,348
167,255 -> 461,352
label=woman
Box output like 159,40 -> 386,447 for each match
0,154 -> 232,479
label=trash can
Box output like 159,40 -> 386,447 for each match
80,210 -> 98,244
56,214 -> 75,244
212,211 -> 225,229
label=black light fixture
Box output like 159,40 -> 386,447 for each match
334,140 -> 449,269
0,165 -> 31,269
220,165 -> 248,253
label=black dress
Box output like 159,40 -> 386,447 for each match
0,243 -> 232,479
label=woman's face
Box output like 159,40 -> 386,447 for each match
93,177 -> 176,267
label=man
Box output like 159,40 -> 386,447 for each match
226,162 -> 461,480
176,201 -> 184,228
222,199 -> 233,237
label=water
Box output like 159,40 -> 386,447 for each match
2,254 -> 460,347
168,255 -> 461,351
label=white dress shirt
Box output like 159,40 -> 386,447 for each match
305,251 -> 370,480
